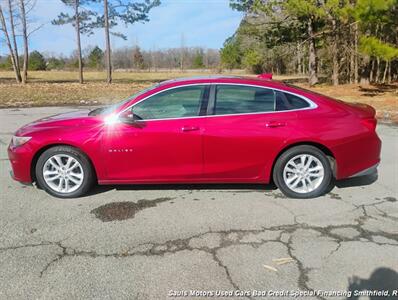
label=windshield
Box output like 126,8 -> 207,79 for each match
89,83 -> 161,116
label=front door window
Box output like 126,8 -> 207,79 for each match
132,85 -> 206,120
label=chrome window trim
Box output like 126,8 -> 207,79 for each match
117,82 -> 318,122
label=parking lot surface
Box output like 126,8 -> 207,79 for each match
0,107 -> 397,299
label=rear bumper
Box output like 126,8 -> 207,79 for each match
349,162 -> 379,178
331,131 -> 381,180
8,143 -> 34,183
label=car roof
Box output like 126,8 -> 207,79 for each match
157,75 -> 289,90
155,76 -> 328,102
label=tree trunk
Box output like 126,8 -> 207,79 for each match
375,57 -> 380,83
297,43 -> 302,74
19,0 -> 28,84
104,0 -> 112,84
7,0 -> 21,83
370,59 -> 375,82
0,6 -> 21,83
353,23 -> 358,83
331,18 -> 339,86
74,0 -> 83,84
387,60 -> 391,83
349,49 -> 354,84
382,61 -> 388,84
349,25 -> 354,83
180,33 -> 185,72
307,18 -> 318,86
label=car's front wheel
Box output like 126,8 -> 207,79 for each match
273,145 -> 332,198
35,146 -> 94,198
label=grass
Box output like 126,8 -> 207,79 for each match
0,70 -> 397,123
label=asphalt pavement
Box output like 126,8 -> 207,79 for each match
0,107 -> 397,299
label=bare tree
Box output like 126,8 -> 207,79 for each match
53,0 -> 96,84
103,0 -> 111,83
7,0 -> 21,82
180,33 -> 185,71
0,3 -> 21,82
90,0 -> 160,83
18,0 -> 28,83
74,0 -> 83,83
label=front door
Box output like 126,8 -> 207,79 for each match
103,85 -> 208,182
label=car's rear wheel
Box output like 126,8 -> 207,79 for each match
273,145 -> 332,198
35,146 -> 94,198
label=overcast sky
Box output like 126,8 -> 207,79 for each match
0,0 -> 243,56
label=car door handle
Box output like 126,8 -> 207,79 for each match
181,126 -> 200,132
265,121 -> 286,128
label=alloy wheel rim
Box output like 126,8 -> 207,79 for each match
43,154 -> 84,193
283,154 -> 324,194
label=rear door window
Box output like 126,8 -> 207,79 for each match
214,85 -> 275,115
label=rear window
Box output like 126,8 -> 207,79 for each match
275,91 -> 310,111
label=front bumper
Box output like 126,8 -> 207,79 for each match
8,143 -> 34,183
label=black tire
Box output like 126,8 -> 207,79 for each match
273,145 -> 332,199
35,146 -> 95,198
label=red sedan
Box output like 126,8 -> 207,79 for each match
8,76 -> 381,198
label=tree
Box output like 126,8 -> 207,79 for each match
7,0 -> 21,82
220,37 -> 241,69
0,55 -> 13,70
321,0 -> 347,85
0,2 -> 21,82
132,45 -> 145,69
87,46 -> 104,69
52,0 -> 97,83
353,0 -> 398,83
359,36 -> 398,83
279,0 -> 326,86
47,57 -> 66,70
227,0 -> 398,84
192,51 -> 205,68
0,0 -> 38,83
90,0 -> 160,83
18,0 -> 28,83
28,51 -> 46,70
242,48 -> 262,73
228,0 -> 326,85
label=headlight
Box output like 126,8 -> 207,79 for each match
11,136 -> 31,147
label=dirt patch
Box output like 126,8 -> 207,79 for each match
91,197 -> 173,222
298,82 -> 398,124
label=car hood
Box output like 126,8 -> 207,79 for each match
15,109 -> 102,136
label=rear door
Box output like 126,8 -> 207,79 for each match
202,84 -> 297,182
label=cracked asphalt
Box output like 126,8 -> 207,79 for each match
0,107 -> 397,300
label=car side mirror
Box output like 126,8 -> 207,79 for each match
119,110 -> 137,125
118,110 -> 146,128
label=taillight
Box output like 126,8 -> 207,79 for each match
361,118 -> 377,131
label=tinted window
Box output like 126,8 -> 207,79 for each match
133,86 -> 206,120
214,85 -> 275,115
275,91 -> 310,111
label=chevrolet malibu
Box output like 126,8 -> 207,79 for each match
8,76 -> 381,199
